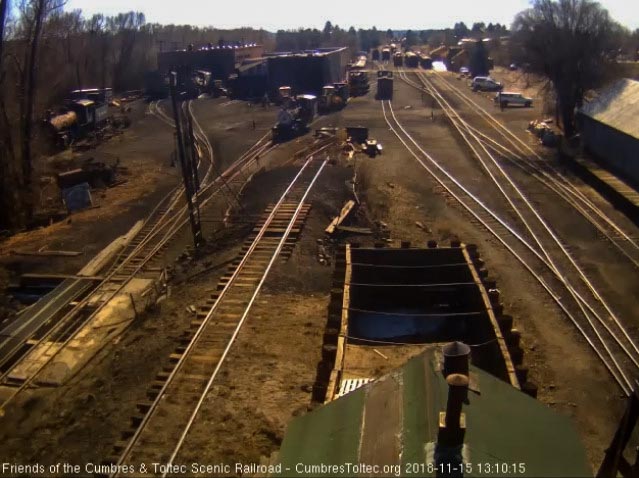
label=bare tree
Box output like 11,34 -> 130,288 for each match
15,0 -> 64,222
511,0 -> 620,136
0,0 -> 13,230
0,0 -> 8,66
48,9 -> 84,89
20,0 -> 46,220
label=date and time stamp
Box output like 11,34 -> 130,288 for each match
403,461 -> 527,475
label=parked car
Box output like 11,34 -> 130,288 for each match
494,91 -> 533,108
471,76 -> 503,92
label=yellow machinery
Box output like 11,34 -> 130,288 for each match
318,84 -> 347,114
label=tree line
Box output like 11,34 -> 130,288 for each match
275,21 -> 512,53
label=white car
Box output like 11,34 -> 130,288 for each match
494,91 -> 533,108
471,76 -> 503,91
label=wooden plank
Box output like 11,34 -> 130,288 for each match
21,273 -> 104,283
11,249 -> 82,257
336,225 -> 373,235
78,220 -> 143,277
462,244 -> 520,389
325,244 -> 351,403
325,200 -> 356,234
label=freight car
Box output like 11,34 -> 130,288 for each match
376,71 -> 393,100
381,47 -> 391,62
405,51 -> 419,68
419,54 -> 433,69
371,49 -> 380,61
393,52 -> 403,67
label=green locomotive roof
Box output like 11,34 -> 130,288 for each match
274,348 -> 591,477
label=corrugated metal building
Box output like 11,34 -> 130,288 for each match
157,44 -> 264,80
227,58 -> 268,99
578,79 -> 639,186
266,47 -> 350,97
274,349 -> 592,477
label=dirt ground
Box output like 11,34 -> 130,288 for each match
0,65 -> 638,476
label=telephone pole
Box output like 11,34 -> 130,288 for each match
169,71 -> 203,249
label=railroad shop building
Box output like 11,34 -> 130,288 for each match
265,47 -> 350,97
157,43 -> 264,80
578,78 -> 639,186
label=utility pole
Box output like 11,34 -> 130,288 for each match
169,71 -> 203,250
185,112 -> 201,193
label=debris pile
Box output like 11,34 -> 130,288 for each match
528,119 -> 559,147
344,126 -> 382,158
55,158 -> 128,213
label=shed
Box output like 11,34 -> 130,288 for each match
274,348 -> 592,477
578,78 -> 639,186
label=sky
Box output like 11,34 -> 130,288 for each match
65,0 -> 639,31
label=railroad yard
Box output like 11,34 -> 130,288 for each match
1,19 -> 639,478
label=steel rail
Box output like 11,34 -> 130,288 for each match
401,70 -> 559,270
432,72 -> 638,243
163,157 -> 330,474
431,72 -> 639,257
0,105 -> 203,393
413,71 -> 639,366
381,99 -> 632,393
466,123 -> 639,269
111,142 -> 332,475
400,69 -> 639,365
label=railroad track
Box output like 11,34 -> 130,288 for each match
107,144 -> 332,478
421,71 -> 639,270
410,69 -> 639,317
0,100 -> 276,413
382,77 -> 639,394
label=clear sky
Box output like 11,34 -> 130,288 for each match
65,0 -> 639,31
